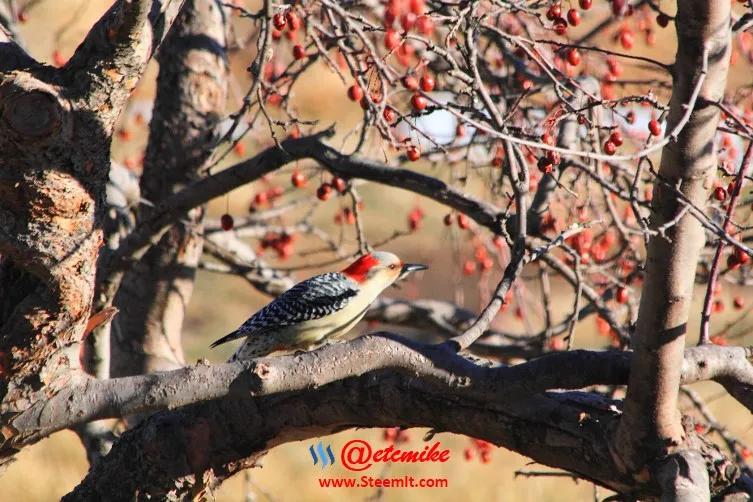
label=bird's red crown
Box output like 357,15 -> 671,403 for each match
341,254 -> 381,283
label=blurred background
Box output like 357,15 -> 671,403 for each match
2,0 -> 753,500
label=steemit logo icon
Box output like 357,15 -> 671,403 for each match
309,441 -> 336,468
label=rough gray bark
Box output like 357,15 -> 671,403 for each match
614,0 -> 732,475
657,450 -> 711,502
6,338 -> 753,447
0,0 -> 186,468
111,0 -> 228,378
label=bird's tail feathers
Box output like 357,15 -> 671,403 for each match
210,329 -> 244,349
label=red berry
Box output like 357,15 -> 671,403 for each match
626,111 -> 636,124
411,93 -> 427,111
648,119 -> 661,136
402,75 -> 419,90
493,235 -> 505,249
384,428 -> 398,442
443,214 -> 453,226
272,13 -> 287,30
620,30 -> 635,50
464,448 -> 475,461
293,44 -> 306,59
549,337 -> 564,351
567,9 -> 581,26
553,17 -> 567,35
220,214 -> 234,231
541,133 -> 554,145
728,253 -> 741,270
420,74 -> 435,92
401,12 -> 417,31
546,150 -> 561,166
646,29 -> 657,46
736,247 -> 751,265
234,142 -> 246,156
609,131 -> 624,146
291,170 -> 307,187
743,447 -> 752,459
538,156 -> 553,174
254,192 -> 268,205
317,183 -> 332,201
407,145 -> 421,161
286,11 -> 302,31
616,287 -> 629,304
657,13 -> 670,28
480,450 -> 491,464
579,0 -> 591,9
348,84 -> 364,102
713,300 -> 725,314
566,48 -> 581,66
611,0 -> 626,16
383,107 -> 396,123
457,213 -> 470,229
385,29 -> 401,51
17,10 -> 29,23
714,186 -> 727,201
332,177 -> 347,192
547,4 -> 562,20
463,260 -> 476,276
52,49 -> 67,67
603,140 -> 616,155
409,0 -> 425,14
415,15 -> 433,35
734,296 -> 745,310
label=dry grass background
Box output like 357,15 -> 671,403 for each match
3,1 -> 753,500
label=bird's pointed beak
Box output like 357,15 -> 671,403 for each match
398,263 -> 428,281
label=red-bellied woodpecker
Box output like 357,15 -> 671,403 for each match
210,251 -> 427,361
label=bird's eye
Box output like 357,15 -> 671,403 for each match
388,264 -> 397,270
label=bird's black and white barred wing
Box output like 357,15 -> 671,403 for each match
210,272 -> 359,348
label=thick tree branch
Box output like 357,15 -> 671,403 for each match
7,334 -> 753,453
63,0 -> 187,130
59,337 -> 747,500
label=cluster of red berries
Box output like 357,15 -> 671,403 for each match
316,177 -> 347,201
603,130 -> 624,156
544,0 -> 591,36
259,232 -> 296,260
566,228 -> 617,265
537,133 -> 561,174
408,206 -> 425,231
464,438 -> 493,464
443,212 -> 471,229
383,427 -> 411,443
727,247 -> 751,270
251,186 -> 285,207
272,9 -> 302,34
383,0 -> 434,36
334,207 -> 357,225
